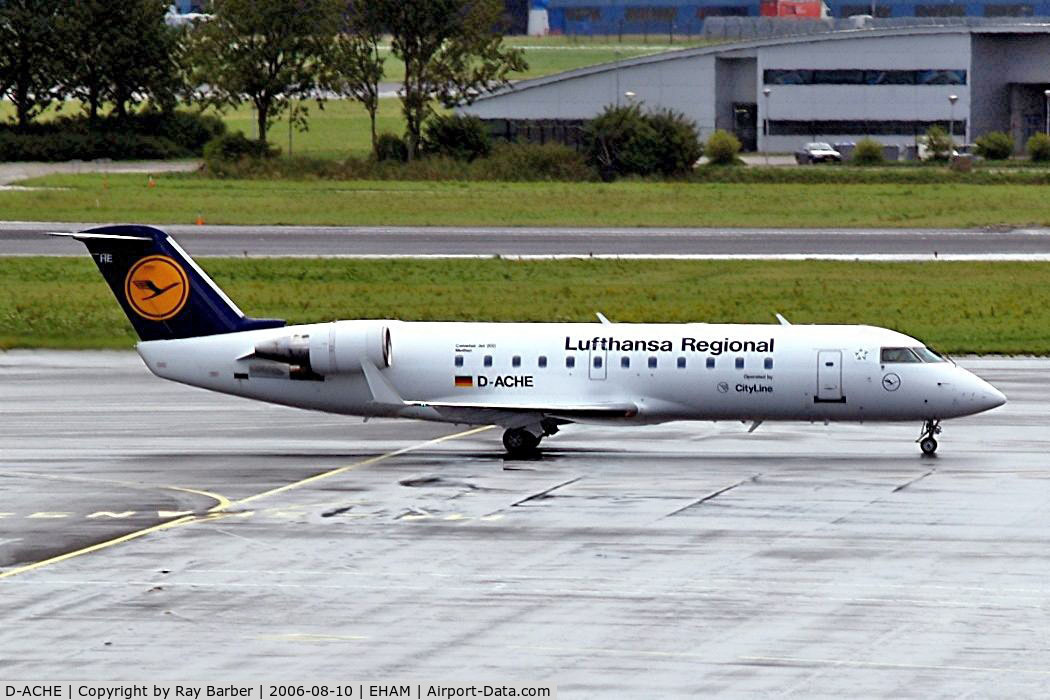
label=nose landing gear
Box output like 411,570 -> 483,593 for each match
918,419 -> 941,455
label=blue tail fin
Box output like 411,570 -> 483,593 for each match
59,224 -> 285,341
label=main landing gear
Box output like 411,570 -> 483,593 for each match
918,419 -> 942,456
502,420 -> 561,457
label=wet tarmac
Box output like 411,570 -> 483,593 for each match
1,351 -> 1048,696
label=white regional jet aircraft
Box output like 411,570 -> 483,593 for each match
57,225 -> 1006,456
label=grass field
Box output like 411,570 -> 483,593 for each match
2,257 -> 1047,353
6,173 -> 1050,228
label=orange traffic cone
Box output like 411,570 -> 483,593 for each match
195,214 -> 205,226
148,176 -> 156,188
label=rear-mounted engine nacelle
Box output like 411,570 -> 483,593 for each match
252,320 -> 393,375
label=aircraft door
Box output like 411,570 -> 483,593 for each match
816,350 -> 845,402
589,350 -> 608,380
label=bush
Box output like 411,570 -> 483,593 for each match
421,114 -> 491,161
852,138 -> 884,165
374,133 -> 408,163
924,125 -> 953,161
0,110 -> 225,162
975,131 -> 1014,160
644,109 -> 703,175
1028,132 -> 1050,162
202,131 -> 278,173
583,104 -> 703,178
705,129 -> 741,165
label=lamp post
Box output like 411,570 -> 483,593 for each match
762,87 -> 771,163
624,90 -> 636,105
1044,89 -> 1050,135
948,94 -> 958,151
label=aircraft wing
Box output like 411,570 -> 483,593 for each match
407,400 -> 638,422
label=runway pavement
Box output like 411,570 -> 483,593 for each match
1,351 -> 1047,695
5,221 -> 1050,259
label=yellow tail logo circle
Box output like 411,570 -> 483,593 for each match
124,255 -> 189,321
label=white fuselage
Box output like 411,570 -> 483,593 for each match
135,320 -> 1006,427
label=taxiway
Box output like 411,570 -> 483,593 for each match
1,351 -> 1047,696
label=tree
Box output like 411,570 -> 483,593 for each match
379,0 -> 526,159
60,0 -> 182,122
0,0 -> 64,129
322,2 -> 385,151
184,0 -> 339,143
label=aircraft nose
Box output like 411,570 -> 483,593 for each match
965,373 -> 1007,413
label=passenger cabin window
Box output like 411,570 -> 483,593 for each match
484,355 -> 493,367
512,355 -> 521,368
706,357 -> 716,369
538,355 -> 547,368
648,356 -> 658,369
566,356 -> 575,368
621,356 -> 630,369
881,347 -> 921,363
676,357 -> 687,369
454,355 -> 464,367
593,356 -> 603,369
764,357 -> 774,370
735,357 -> 744,369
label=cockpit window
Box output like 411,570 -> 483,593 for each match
912,346 -> 947,362
881,347 -> 922,363
881,346 -> 947,363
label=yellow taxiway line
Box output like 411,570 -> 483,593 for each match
0,425 -> 493,581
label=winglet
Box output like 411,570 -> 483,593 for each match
360,358 -> 406,406
775,313 -> 791,326
596,312 -> 612,324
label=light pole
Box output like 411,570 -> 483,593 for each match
948,94 -> 958,151
1043,89 -> 1050,135
762,87 -> 771,163
624,90 -> 636,106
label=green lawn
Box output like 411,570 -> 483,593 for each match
5,174 -> 1050,228
2,257 -> 1046,353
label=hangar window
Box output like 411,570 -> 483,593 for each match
621,356 -> 631,368
764,69 -> 966,86
916,3 -> 966,16
484,355 -> 493,367
697,5 -> 749,17
648,356 -> 658,369
455,355 -> 463,367
764,357 -> 774,370
735,357 -> 745,369
839,3 -> 891,15
677,357 -> 687,369
566,356 -> 576,369
512,355 -> 521,368
538,355 -> 548,368
881,347 -> 922,363
565,7 -> 601,21
706,357 -> 716,369
984,3 -> 1033,15
769,119 -> 966,136
626,7 -> 678,21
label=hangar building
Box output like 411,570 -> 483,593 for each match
461,23 -> 1050,152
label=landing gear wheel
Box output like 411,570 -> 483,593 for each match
917,419 -> 942,456
503,428 -> 540,456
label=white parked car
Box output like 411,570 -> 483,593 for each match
795,142 -> 842,164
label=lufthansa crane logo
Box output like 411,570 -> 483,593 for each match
124,255 -> 189,321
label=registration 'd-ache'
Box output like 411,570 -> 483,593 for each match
56,225 -> 1006,456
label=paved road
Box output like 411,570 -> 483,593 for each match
0,160 -> 199,187
5,221 -> 1050,259
2,351 -> 1047,695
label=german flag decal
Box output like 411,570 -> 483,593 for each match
454,375 -> 473,388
